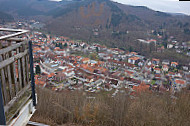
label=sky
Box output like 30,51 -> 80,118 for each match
112,0 -> 190,15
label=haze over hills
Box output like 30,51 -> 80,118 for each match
0,0 -> 82,16
0,11 -> 14,24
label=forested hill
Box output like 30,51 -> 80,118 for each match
45,0 -> 190,49
0,0 -> 82,16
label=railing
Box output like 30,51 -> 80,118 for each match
0,28 -> 36,125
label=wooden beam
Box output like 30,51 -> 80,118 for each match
11,51 -> 19,94
6,93 -> 31,124
0,56 -> 8,104
0,49 -> 28,69
0,41 -> 27,55
17,48 -> 23,90
25,55 -> 29,85
4,84 -> 30,113
6,38 -> 26,42
22,56 -> 26,87
0,28 -> 28,40
0,28 -> 28,32
6,54 -> 13,99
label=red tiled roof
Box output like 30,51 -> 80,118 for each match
175,79 -> 185,85
132,83 -> 150,92
81,58 -> 90,62
154,68 -> 161,71
129,56 -> 140,61
130,52 -> 138,55
152,58 -> 160,61
171,62 -> 178,66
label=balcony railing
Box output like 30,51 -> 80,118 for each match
0,28 -> 36,125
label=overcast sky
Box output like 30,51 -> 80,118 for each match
112,0 -> 190,15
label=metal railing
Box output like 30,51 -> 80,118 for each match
0,28 -> 36,125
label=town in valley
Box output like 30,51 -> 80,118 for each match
1,20 -> 190,97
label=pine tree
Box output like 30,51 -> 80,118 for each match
35,65 -> 41,74
64,43 -> 68,48
96,47 -> 99,53
129,46 -> 133,52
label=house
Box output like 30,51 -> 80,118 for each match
47,73 -> 55,79
175,46 -> 179,49
81,58 -> 90,64
171,62 -> 178,67
145,65 -> 152,72
65,70 -> 75,77
162,65 -> 169,72
167,72 -> 175,78
125,52 -> 138,57
167,44 -> 173,49
89,60 -> 97,66
154,68 -> 161,74
155,74 -> 161,80
175,73 -> 182,78
125,70 -> 135,78
138,62 -> 143,67
152,58 -> 160,65
35,80 -> 46,87
110,48 -> 124,54
182,66 -> 189,71
105,83 -> 112,91
130,52 -> 138,56
162,60 -> 170,65
132,82 -> 150,93
55,72 -> 66,82
147,61 -> 152,66
187,52 -> 190,56
186,74 -> 190,81
128,57 -> 140,64
94,79 -> 103,87
86,75 -> 94,82
174,79 -> 186,91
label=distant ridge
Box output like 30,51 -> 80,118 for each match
168,12 -> 188,16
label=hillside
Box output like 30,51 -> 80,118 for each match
0,11 -> 14,24
45,0 -> 148,48
0,0 -> 80,16
44,0 -> 190,50
116,3 -> 190,42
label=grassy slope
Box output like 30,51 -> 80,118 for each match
31,88 -> 190,126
